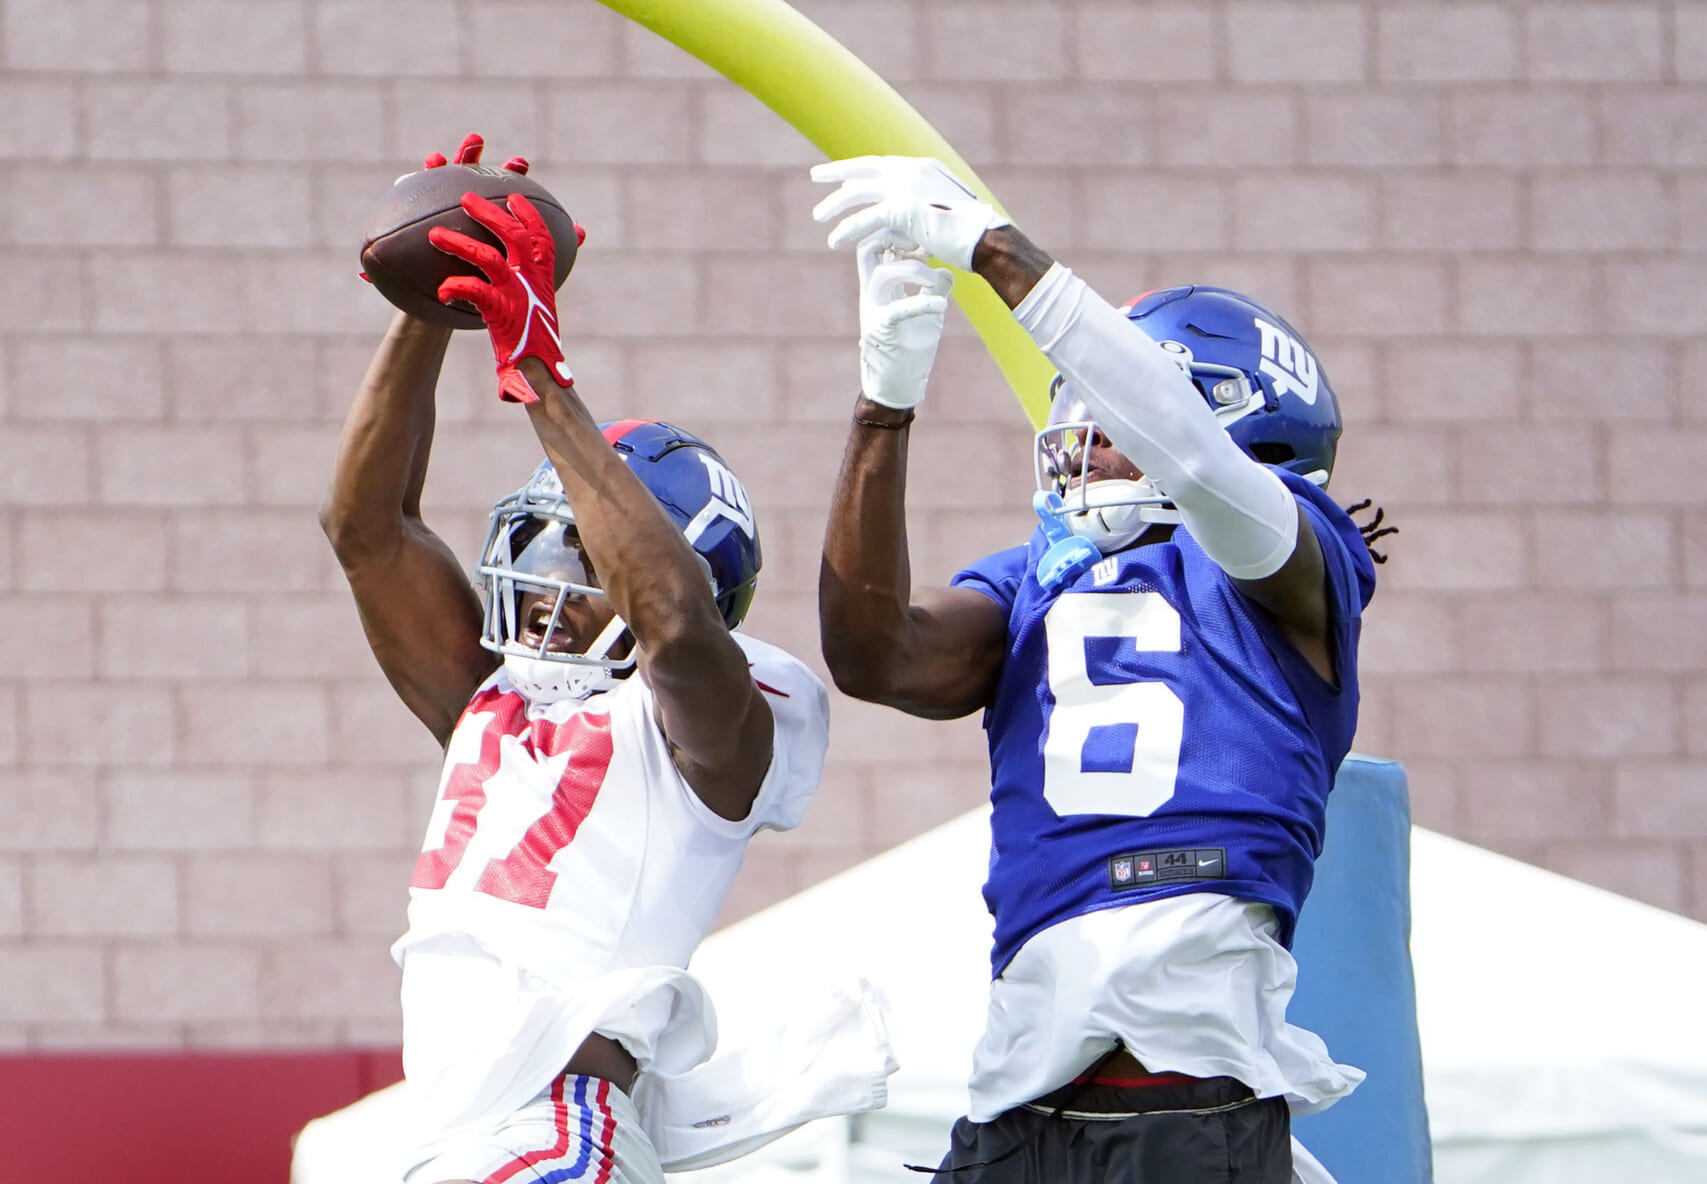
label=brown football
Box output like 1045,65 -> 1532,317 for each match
360,163 -> 578,329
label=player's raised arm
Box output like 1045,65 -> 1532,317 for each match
816,231 -> 1009,719
431,184 -> 774,822
320,306 -> 497,745
322,139 -> 518,746
813,156 -> 1336,680
527,369 -> 775,819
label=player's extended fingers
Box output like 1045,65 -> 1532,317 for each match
856,231 -> 889,289
808,156 -> 885,185
504,193 -> 548,237
827,204 -> 917,252
502,156 -> 530,175
436,275 -> 499,316
453,133 -> 484,165
459,192 -> 526,256
879,291 -> 950,326
423,151 -> 448,169
811,177 -> 890,225
868,257 -> 939,305
871,256 -> 940,290
427,225 -> 509,281
503,194 -> 557,270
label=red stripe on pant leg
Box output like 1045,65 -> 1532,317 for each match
482,1072 -> 573,1184
592,1078 -> 619,1184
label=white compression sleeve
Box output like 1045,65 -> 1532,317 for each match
1013,264 -> 1299,580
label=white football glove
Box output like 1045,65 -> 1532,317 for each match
857,233 -> 955,411
812,155 -> 1009,271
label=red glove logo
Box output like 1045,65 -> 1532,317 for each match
429,190 -> 571,405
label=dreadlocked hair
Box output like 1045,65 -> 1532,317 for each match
1344,499 -> 1398,565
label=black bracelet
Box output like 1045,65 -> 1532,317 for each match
852,407 -> 916,430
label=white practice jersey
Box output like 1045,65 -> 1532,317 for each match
393,633 -> 829,989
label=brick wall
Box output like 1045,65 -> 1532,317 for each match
0,0 -> 1702,1046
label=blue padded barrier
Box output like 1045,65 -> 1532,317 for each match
1289,755 -> 1433,1184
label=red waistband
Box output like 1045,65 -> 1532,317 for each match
1071,1071 -> 1205,1088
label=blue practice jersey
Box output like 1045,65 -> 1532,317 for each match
952,472 -> 1377,976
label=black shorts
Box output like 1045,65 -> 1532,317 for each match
929,1075 -> 1291,1184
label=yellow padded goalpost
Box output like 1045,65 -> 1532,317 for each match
595,0 -> 1058,428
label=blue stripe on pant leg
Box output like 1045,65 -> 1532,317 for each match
537,1076 -> 599,1183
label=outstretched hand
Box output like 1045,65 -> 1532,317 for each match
811,155 -> 1009,271
430,191 -> 572,404
857,234 -> 954,411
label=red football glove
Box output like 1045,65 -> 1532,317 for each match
423,131 -> 532,175
429,191 -> 572,405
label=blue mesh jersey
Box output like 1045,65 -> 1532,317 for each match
952,472 -> 1377,976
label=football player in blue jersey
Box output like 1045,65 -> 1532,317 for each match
810,156 -> 1391,1183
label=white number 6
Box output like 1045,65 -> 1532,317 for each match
1042,592 -> 1184,818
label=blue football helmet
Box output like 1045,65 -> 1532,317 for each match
1036,284 -> 1343,553
476,420 -> 762,700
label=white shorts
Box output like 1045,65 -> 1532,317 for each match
405,1070 -> 663,1184
968,894 -> 1363,1123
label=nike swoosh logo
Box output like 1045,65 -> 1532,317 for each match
1198,858 -> 1219,868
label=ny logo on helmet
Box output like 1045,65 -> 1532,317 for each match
523,462 -> 566,501
687,451 -> 755,544
1254,317 -> 1319,406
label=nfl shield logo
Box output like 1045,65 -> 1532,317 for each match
1113,857 -> 1133,883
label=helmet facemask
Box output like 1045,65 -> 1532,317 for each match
1033,344 -> 1279,555
1034,377 -> 1178,555
476,490 -> 632,703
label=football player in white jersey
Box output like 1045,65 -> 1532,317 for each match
322,136 -> 834,1184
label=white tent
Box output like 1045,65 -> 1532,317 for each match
672,814 -> 1707,1182
292,813 -> 1707,1183
1409,829 -> 1707,1182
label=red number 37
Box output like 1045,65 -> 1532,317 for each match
410,685 -> 614,909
